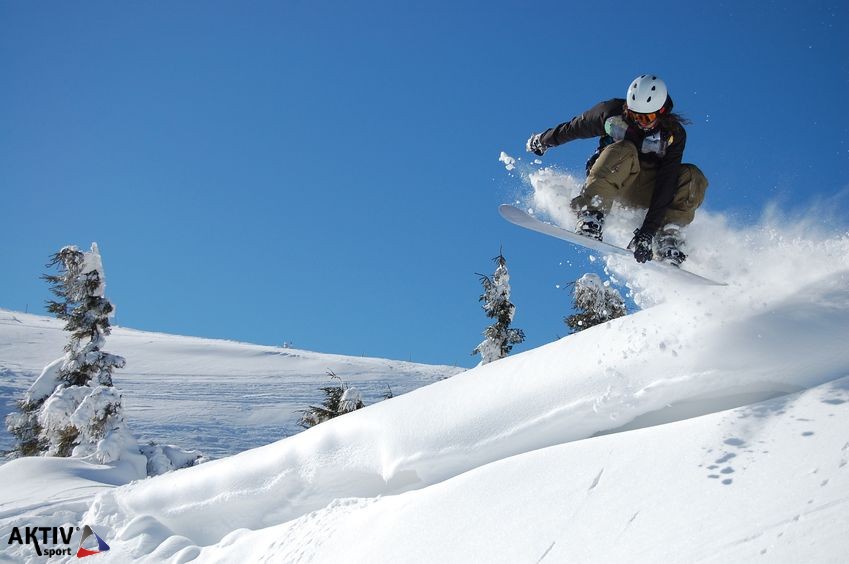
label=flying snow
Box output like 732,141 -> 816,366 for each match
498,151 -> 517,171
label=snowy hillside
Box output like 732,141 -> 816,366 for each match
0,309 -> 462,459
2,172 -> 849,562
192,376 -> 849,563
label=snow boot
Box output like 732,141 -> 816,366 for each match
657,225 -> 687,266
576,210 -> 604,241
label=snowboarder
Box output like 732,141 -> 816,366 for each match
526,75 -> 708,266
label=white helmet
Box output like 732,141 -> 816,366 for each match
626,75 -> 668,114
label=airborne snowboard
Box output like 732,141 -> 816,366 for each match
499,204 -> 725,286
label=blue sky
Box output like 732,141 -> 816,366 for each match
2,1 -> 847,368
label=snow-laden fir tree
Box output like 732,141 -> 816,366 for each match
472,252 -> 525,365
565,273 -> 627,333
6,244 -> 204,474
6,244 -> 133,463
297,371 -> 366,429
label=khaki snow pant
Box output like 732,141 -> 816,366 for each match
571,140 -> 708,228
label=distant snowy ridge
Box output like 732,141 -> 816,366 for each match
0,309 -> 463,459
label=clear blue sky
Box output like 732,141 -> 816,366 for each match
2,1 -> 848,368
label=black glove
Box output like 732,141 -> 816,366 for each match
628,228 -> 654,263
526,133 -> 547,156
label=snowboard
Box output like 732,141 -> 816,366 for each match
499,204 -> 725,286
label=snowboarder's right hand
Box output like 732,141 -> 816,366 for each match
526,133 -> 547,156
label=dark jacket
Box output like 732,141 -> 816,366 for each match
539,98 -> 686,234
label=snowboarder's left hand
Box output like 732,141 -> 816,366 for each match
526,133 -> 547,156
628,228 -> 654,263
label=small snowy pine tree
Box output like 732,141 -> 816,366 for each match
472,252 -> 525,365
8,244 -> 203,474
565,273 -> 627,333
296,371 -> 366,429
5,244 -> 135,463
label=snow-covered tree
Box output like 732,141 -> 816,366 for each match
6,244 -> 204,475
6,244 -> 133,463
472,252 -> 525,365
565,273 -> 627,333
297,371 -> 366,429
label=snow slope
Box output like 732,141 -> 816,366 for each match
198,376 -> 849,563
1,172 -> 848,562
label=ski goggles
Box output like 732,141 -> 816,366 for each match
626,108 -> 659,129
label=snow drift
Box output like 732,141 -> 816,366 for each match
197,375 -> 849,563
